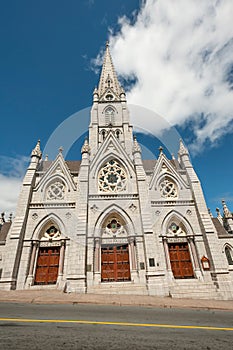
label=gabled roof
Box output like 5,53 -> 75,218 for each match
38,160 -> 81,174
38,159 -> 182,175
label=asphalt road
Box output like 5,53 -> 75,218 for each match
0,303 -> 233,350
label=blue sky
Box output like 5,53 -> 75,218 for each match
0,0 -> 233,215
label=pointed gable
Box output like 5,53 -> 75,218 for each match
35,152 -> 76,193
149,152 -> 189,191
90,131 -> 135,177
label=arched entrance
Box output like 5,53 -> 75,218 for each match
27,223 -> 66,287
94,214 -> 136,283
164,222 -> 195,279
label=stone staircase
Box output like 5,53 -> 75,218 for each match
168,279 -> 223,300
87,282 -> 148,295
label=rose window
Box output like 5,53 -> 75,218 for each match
47,181 -> 65,200
160,179 -> 177,198
98,160 -> 127,192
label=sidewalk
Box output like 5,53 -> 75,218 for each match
0,289 -> 233,311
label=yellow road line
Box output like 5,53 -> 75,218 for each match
0,318 -> 232,331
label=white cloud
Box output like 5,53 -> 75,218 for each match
0,155 -> 29,214
0,174 -> 22,214
107,0 -> 233,151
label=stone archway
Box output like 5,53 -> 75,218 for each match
93,212 -> 137,283
27,222 -> 66,287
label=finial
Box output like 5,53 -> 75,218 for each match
1,212 -> 5,223
172,153 -> 175,160
81,138 -> 90,154
106,40 -> 109,48
31,139 -> 42,159
208,208 -> 213,218
45,154 -> 48,161
8,213 -> 13,222
59,146 -> 63,154
222,199 -> 232,218
159,146 -> 163,154
133,136 -> 141,153
216,207 -> 223,222
178,138 -> 189,156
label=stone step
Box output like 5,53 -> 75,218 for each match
87,283 -> 148,295
168,280 -> 222,299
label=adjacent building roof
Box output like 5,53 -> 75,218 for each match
0,222 -> 11,243
212,218 -> 232,238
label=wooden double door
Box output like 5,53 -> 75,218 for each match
101,244 -> 131,282
34,246 -> 60,285
168,242 -> 194,279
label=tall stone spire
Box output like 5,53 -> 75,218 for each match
97,41 -> 121,98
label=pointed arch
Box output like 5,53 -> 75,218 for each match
103,105 -> 117,126
161,210 -> 194,237
93,204 -> 135,238
31,213 -> 66,240
223,244 -> 233,265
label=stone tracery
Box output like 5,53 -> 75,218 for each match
98,159 -> 127,193
160,178 -> 177,198
46,181 -> 65,200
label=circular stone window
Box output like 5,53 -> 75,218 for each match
98,159 -> 127,192
159,179 -> 177,198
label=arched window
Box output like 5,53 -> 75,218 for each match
225,246 -> 233,265
115,130 -> 120,139
105,107 -> 115,126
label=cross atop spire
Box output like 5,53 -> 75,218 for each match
97,42 -> 121,98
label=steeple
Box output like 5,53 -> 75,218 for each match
97,41 -> 122,99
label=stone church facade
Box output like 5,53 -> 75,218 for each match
1,43 -> 233,299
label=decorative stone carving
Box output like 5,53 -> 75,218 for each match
42,226 -> 61,239
47,181 -> 65,200
66,212 -> 71,219
103,218 -> 126,236
98,159 -> 127,193
32,213 -> 38,220
90,204 -> 98,213
159,179 -> 177,198
167,223 -> 185,237
129,203 -> 137,212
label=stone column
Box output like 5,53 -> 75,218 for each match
94,238 -> 100,273
188,237 -> 202,281
26,241 -> 38,287
58,241 -> 65,275
163,238 -> 172,271
129,238 -> 136,270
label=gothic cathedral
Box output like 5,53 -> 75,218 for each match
1,43 -> 233,299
